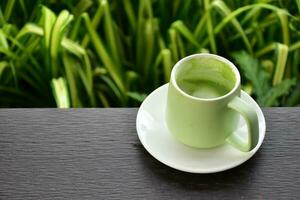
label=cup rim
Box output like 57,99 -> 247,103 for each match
170,53 -> 241,101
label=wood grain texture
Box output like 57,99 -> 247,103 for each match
0,108 -> 299,200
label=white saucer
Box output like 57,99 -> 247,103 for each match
136,84 -> 266,173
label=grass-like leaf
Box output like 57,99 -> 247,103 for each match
262,79 -> 296,106
214,4 -> 290,35
51,77 -> 70,108
273,43 -> 288,85
62,53 -> 80,107
127,92 -> 147,103
4,0 -> 15,21
0,29 -> 8,49
212,0 -> 252,54
169,28 -> 179,61
50,10 -> 73,77
81,0 -> 104,47
172,20 -> 200,48
123,0 -> 136,30
82,13 -> 125,95
143,18 -> 156,79
0,1 -> 299,107
162,49 -> 172,83
277,9 -> 290,45
204,0 -> 216,53
0,61 -> 8,78
41,6 -> 56,49
103,0 -> 119,66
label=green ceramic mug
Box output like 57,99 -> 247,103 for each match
165,54 -> 259,152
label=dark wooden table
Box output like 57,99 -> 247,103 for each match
0,108 -> 299,199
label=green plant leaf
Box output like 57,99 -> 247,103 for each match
61,38 -> 86,57
125,70 -> 139,90
123,0 -> 136,30
169,28 -> 179,61
277,9 -> 290,45
51,77 -> 70,108
262,78 -> 296,106
204,0 -> 216,53
0,61 -> 9,78
232,51 -> 270,104
50,9 -> 73,77
214,4 -> 290,35
162,48 -> 172,83
286,82 -> 300,106
273,43 -> 288,85
144,18 -> 157,79
4,0 -> 15,21
0,7 -> 5,26
297,0 -> 300,14
97,91 -> 110,107
41,6 -> 56,49
171,20 -> 200,48
62,53 -> 79,107
136,0 -> 153,73
16,23 -> 43,39
102,0 -> 119,65
82,13 -> 125,95
74,0 -> 93,15
15,23 -> 86,58
127,92 -> 147,103
0,86 -> 41,106
0,1 -> 300,108
0,29 -> 8,49
81,0 -> 104,47
99,76 -> 124,104
212,0 -> 252,54
194,13 -> 207,39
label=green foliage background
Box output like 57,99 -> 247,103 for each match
0,0 -> 300,107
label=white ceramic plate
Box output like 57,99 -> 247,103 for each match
136,84 -> 266,173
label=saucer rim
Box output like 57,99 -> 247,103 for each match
136,83 -> 266,173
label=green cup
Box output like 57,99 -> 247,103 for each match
166,54 -> 259,152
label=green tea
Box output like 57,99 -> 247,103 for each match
177,79 -> 230,99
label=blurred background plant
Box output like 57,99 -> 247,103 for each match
0,0 -> 300,107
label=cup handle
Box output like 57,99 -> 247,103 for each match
226,96 -> 259,152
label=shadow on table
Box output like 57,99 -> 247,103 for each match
135,143 -> 265,191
